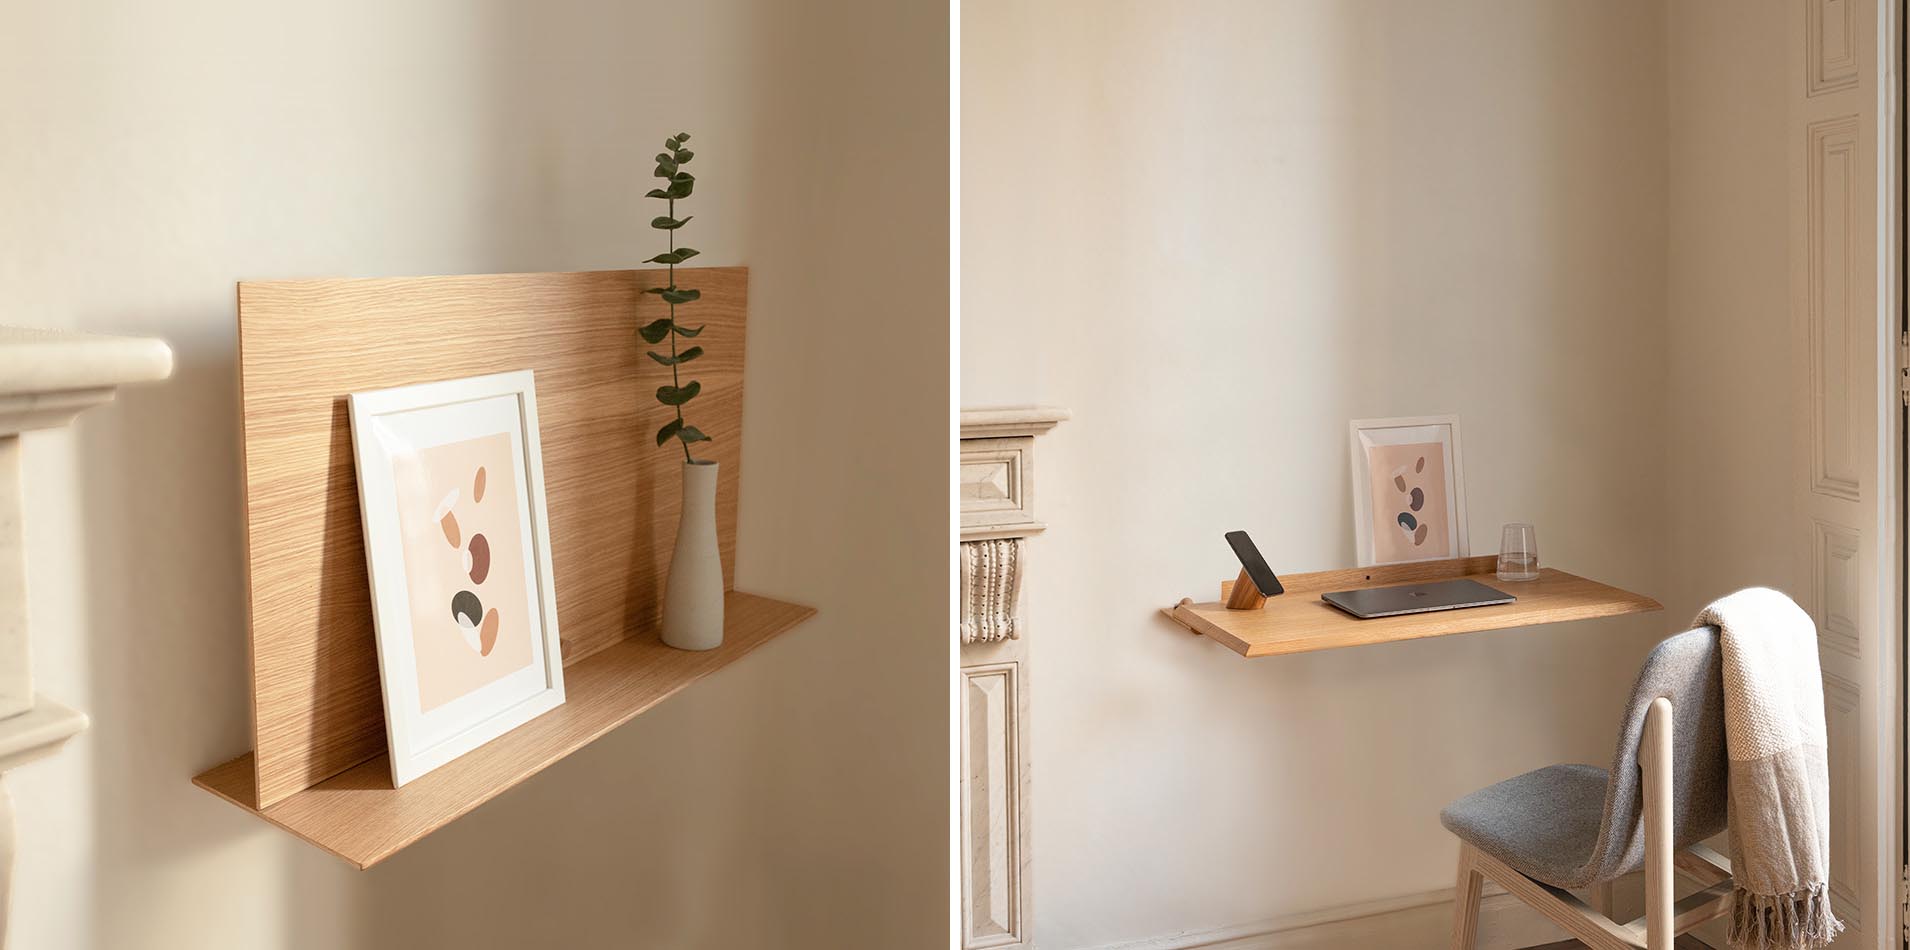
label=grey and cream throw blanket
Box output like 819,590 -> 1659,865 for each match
1693,588 -> 1843,950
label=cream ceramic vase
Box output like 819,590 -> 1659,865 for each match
662,459 -> 724,650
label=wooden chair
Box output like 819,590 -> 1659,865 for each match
1444,627 -> 1735,949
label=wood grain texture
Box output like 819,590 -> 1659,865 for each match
196,591 -> 812,868
1641,699 -> 1674,950
1222,554 -> 1502,596
1223,567 -> 1268,610
1465,846 -> 1645,949
1453,844 -> 1484,949
1166,556 -> 1661,658
236,267 -> 747,807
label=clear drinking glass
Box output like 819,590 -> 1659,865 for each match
1497,523 -> 1539,581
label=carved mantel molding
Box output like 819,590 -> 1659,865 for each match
0,326 -> 170,946
958,406 -> 1070,441
957,405 -> 1066,950
959,407 -> 1069,544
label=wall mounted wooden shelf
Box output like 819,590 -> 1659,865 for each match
195,591 -> 812,869
1162,555 -> 1660,658
193,267 -> 813,868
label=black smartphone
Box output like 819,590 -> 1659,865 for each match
1225,530 -> 1285,596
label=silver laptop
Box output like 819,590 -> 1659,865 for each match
1320,578 -> 1515,619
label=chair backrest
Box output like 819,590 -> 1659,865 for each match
1578,625 -> 1729,884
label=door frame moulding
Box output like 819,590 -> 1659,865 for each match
1887,0 -> 1902,940
1886,0 -> 1907,944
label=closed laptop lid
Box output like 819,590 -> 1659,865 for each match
1320,578 -> 1515,619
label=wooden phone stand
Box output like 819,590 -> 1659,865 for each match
1225,568 -> 1268,610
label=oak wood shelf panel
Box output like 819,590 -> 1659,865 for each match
236,267 -> 750,808
1162,555 -> 1660,658
194,590 -> 813,869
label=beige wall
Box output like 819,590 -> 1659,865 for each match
0,1 -> 946,947
1658,42 -> 1793,934
1662,4 -> 1796,615
962,1 -> 1671,946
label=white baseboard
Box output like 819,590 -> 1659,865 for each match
1073,884 -> 1567,950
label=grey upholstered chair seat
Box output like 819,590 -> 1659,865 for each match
1441,763 -> 1611,888
1440,627 -> 1731,892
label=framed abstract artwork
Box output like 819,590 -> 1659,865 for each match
1349,416 -> 1468,567
348,370 -> 565,786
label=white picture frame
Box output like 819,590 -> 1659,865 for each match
348,370 -> 565,787
1349,415 -> 1469,567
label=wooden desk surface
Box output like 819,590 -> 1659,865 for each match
1162,555 -> 1662,658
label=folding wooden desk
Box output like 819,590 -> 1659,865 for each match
1161,555 -> 1661,658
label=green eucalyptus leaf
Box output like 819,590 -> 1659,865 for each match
645,251 -> 687,264
667,179 -> 694,199
664,136 -> 679,149
656,418 -> 683,446
675,149 -> 694,163
671,171 -> 694,183
654,161 -> 677,177
675,131 -> 691,142
660,288 -> 700,304
672,323 -> 704,338
657,380 -> 701,406
642,286 -> 669,295
638,318 -> 672,344
645,188 -> 671,199
677,425 -> 711,444
650,216 -> 692,230
647,346 -> 704,366
672,247 -> 700,262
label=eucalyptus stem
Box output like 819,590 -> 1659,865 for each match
639,131 -> 708,463
667,194 -> 688,464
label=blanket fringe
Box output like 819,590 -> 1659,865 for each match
1728,883 -> 1844,950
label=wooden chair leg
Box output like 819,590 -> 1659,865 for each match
1642,697 -> 1675,950
1452,843 -> 1484,950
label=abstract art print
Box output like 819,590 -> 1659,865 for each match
393,433 -> 531,710
1349,416 -> 1468,567
349,370 -> 565,786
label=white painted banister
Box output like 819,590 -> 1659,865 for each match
0,326 -> 170,946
